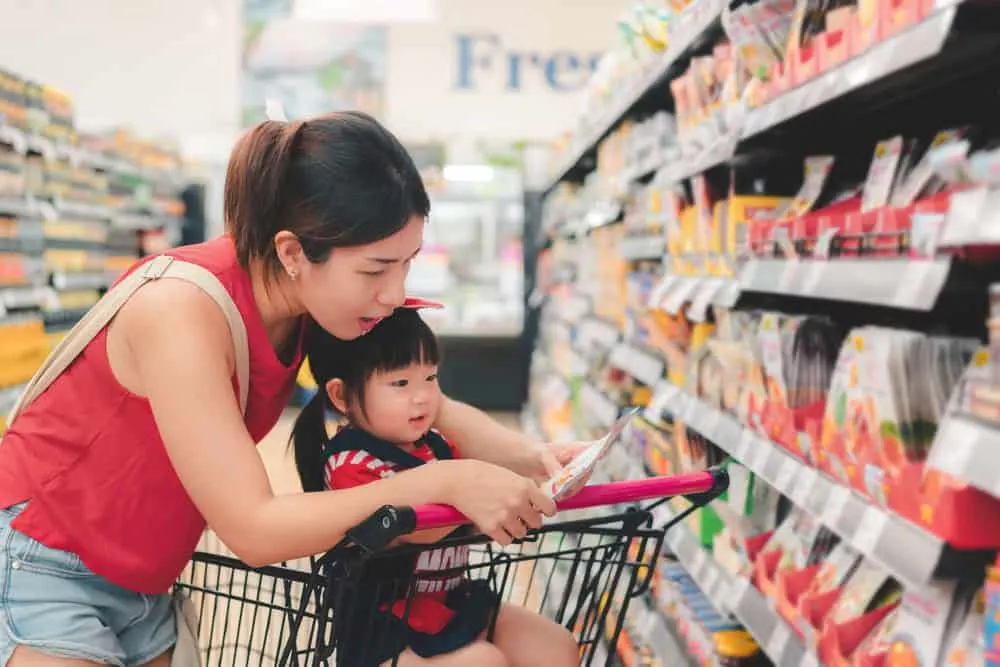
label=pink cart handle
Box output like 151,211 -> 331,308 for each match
411,470 -> 719,531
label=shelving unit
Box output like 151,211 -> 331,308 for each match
0,67 -> 194,432
526,0 -> 1000,664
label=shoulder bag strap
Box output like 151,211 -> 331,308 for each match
5,255 -> 250,428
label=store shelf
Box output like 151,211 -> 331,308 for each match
620,235 -> 666,261
927,413 -> 1000,500
652,383 -> 961,589
609,342 -> 664,387
541,0 -> 727,192
657,133 -> 741,188
556,293 -> 592,326
527,0 -> 1000,662
655,505 -> 733,616
640,604 -> 695,667
728,578 -> 807,667
652,492 -> 807,667
736,257 -> 952,311
576,316 -> 621,358
650,275 -> 741,317
1,286 -> 49,311
740,0 -> 960,140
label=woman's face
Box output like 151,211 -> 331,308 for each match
297,215 -> 425,340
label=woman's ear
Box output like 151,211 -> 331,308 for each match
325,378 -> 349,415
273,230 -> 305,279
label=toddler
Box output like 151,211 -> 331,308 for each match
292,307 -> 580,667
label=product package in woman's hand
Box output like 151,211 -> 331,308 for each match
542,408 -> 640,500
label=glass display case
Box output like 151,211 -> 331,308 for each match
406,165 -> 526,339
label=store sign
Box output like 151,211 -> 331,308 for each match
454,32 -> 602,92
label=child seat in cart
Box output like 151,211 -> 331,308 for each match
174,467 -> 729,667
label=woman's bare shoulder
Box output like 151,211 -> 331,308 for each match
118,277 -> 234,339
106,277 -> 236,396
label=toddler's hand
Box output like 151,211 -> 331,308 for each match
445,460 -> 556,546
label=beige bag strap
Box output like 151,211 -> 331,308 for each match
6,255 -> 250,427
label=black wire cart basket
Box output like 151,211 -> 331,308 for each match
174,468 -> 728,667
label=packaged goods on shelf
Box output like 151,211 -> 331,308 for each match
528,0 -> 1000,660
0,65 -> 196,434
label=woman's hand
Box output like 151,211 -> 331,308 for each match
443,459 -> 557,546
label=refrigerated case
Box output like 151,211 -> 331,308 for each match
406,166 -> 530,410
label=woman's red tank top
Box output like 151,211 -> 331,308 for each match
0,236 -> 304,594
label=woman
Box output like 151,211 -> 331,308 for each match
0,112 -> 578,667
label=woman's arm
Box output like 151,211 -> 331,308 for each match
434,397 -> 598,488
437,397 -> 562,482
434,397 -> 550,479
116,280 -> 555,565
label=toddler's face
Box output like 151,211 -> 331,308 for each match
357,362 -> 441,444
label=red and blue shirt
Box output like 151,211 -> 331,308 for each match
323,426 -> 470,633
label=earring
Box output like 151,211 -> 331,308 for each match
288,270 -> 298,281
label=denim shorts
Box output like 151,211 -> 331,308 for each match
0,503 -> 176,666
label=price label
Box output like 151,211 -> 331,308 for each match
634,351 -> 665,387
928,418 -> 976,478
648,276 -> 677,309
638,608 -> 658,638
645,382 -> 680,423
775,456 -> 798,493
813,229 -> 839,260
734,431 -> 754,460
716,280 -> 741,307
690,548 -> 708,577
653,505 -> 674,528
750,439 -> 771,471
730,576 -> 753,602
893,261 -> 933,310
823,485 -> 851,527
766,623 -> 790,661
702,566 -> 720,598
664,278 -> 701,314
854,506 -> 888,554
689,279 -> 723,322
800,262 -> 824,295
609,344 -> 629,371
668,529 -> 684,553
792,467 -> 818,506
777,257 -> 802,291
702,409 -> 722,441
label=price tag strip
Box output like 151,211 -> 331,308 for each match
928,414 -> 1000,499
735,257 -> 950,311
822,486 -> 851,530
688,278 -> 724,322
662,277 -> 702,314
644,382 -> 679,423
774,455 -> 799,494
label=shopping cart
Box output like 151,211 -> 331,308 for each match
174,467 -> 729,667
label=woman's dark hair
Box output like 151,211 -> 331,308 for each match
291,308 -> 441,492
224,111 -> 430,280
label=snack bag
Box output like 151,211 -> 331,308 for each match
543,408 -> 640,500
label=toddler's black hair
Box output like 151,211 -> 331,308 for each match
291,308 -> 441,492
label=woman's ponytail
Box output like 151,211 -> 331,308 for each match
291,390 -> 330,493
224,118 -> 305,279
